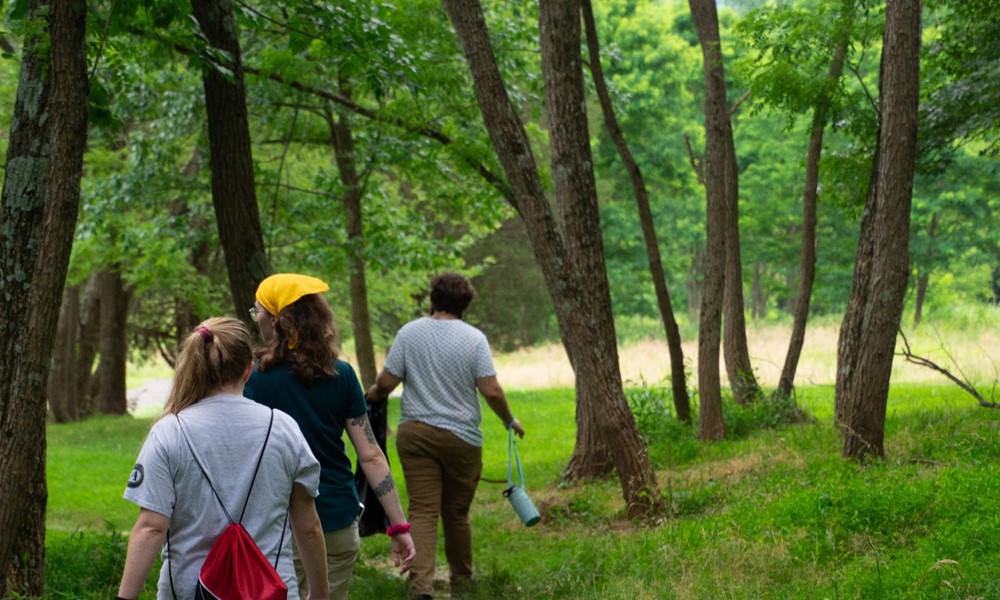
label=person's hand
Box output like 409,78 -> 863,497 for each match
364,384 -> 383,405
390,531 -> 416,574
509,418 -> 525,439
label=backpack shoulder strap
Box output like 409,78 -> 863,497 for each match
176,414 -> 234,524
238,409 -> 275,523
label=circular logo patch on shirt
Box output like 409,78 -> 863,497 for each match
127,463 -> 144,488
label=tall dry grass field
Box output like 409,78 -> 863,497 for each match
493,319 -> 999,390
129,314 -> 998,413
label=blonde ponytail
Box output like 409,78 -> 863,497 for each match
161,317 -> 253,416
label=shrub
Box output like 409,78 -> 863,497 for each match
624,380 -> 700,466
724,391 -> 805,438
45,527 -> 130,599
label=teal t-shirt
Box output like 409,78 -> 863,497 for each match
245,359 -> 368,532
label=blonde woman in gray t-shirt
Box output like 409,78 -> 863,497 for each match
116,318 -> 329,600
367,273 -> 525,600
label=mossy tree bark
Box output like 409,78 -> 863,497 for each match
0,0 -> 88,595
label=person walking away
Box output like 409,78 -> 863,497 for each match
117,317 -> 329,600
366,272 -> 525,600
246,273 -> 415,600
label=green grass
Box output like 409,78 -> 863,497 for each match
44,384 -> 999,599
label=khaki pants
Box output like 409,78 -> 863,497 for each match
294,520 -> 361,600
397,421 -> 482,597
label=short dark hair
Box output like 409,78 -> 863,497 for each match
429,273 -> 475,317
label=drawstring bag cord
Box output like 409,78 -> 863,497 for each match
167,410 -> 286,599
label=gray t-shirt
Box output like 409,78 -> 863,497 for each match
123,394 -> 320,599
383,316 -> 496,446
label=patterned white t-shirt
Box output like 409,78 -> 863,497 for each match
383,316 -> 496,446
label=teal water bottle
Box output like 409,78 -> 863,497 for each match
505,428 -> 540,527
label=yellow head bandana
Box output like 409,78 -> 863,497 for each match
255,274 -> 330,316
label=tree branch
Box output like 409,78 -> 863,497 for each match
683,133 -> 705,186
126,24 -> 516,206
242,66 -> 515,204
897,329 -> 998,408
729,89 -> 751,116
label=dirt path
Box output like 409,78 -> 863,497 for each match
127,378 -> 172,415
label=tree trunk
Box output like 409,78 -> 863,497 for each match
991,266 -> 1000,305
441,0 -> 658,517
327,94 -> 378,388
190,0 -> 271,320
719,90 -> 758,405
582,0 -> 690,423
564,362 -> 614,477
0,1 -> 88,595
75,273 -> 102,417
93,268 -> 132,415
541,0 -> 656,499
778,21 -> 850,399
751,262 -> 764,320
48,286 -> 81,423
48,274 -> 101,422
836,0 -> 922,460
687,245 -> 704,319
688,0 -> 728,439
913,212 -> 938,327
689,0 -> 759,406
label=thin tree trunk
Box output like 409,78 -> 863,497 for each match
327,92 -> 378,388
47,286 -> 81,423
75,273 -> 102,417
190,0 -> 271,319
699,10 -> 758,406
913,212 -> 938,327
687,245 -> 704,319
582,0 -> 690,422
836,0 -> 922,460
0,1 -> 87,594
778,23 -> 850,399
442,0 -> 658,517
751,262 -> 764,320
991,266 -> 1000,305
688,0 -> 727,439
721,128 -> 759,405
94,268 -> 132,415
913,272 -> 929,325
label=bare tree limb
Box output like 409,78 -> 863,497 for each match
897,329 -> 998,408
683,132 -> 705,186
729,89 -> 751,115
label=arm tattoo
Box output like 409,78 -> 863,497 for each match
350,414 -> 379,446
372,473 -> 395,498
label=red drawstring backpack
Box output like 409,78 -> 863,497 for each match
172,410 -> 289,600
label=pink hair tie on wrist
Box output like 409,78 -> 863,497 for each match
385,523 -> 411,536
197,325 -> 213,343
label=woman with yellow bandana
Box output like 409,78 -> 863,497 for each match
246,273 -> 415,600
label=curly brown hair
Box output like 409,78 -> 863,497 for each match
255,293 -> 340,384
430,272 -> 476,317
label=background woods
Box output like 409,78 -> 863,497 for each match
0,0 -> 997,596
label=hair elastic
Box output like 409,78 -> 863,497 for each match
197,325 -> 213,343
